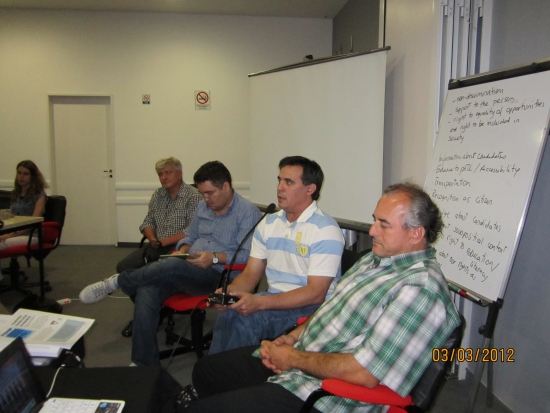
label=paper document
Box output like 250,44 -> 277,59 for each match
0,309 -> 94,358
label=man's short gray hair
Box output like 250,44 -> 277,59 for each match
383,182 -> 443,245
155,157 -> 182,171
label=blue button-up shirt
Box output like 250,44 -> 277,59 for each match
176,191 -> 261,272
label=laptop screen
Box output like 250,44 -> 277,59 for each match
0,338 -> 45,413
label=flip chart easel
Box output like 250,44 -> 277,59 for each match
424,58 -> 550,413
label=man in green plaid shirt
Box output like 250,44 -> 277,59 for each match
180,183 -> 460,413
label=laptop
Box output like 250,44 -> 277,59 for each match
0,338 -> 125,413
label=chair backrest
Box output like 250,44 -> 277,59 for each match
0,190 -> 11,209
409,315 -> 465,411
341,248 -> 370,275
37,195 -> 67,249
44,195 -> 67,227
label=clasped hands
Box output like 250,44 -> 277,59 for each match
259,334 -> 299,374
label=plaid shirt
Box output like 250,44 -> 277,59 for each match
267,247 -> 460,413
139,182 -> 201,242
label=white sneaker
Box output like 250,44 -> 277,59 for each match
79,274 -> 119,304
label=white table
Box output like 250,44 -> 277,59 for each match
1,215 -> 43,231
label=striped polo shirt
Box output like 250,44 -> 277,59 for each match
251,201 -> 344,298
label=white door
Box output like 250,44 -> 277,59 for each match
50,95 -> 116,245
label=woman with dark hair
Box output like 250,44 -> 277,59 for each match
0,160 -> 48,250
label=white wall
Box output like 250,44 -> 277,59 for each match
332,0 -> 379,54
0,9 -> 332,242
383,1 -> 441,187
490,0 -> 550,70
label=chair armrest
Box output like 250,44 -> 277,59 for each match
322,379 -> 412,407
297,316 -> 310,325
26,226 -> 37,249
224,263 -> 246,271
284,315 -> 311,335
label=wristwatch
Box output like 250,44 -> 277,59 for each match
212,252 -> 219,264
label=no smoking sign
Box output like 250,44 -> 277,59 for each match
195,90 -> 211,110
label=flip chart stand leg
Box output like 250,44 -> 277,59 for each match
486,337 -> 495,408
464,300 -> 502,413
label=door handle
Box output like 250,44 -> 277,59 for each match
103,169 -> 113,172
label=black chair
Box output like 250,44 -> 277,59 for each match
0,190 -> 10,209
0,189 -> 23,281
0,195 -> 67,295
300,315 -> 466,413
31,195 -> 67,262
341,247 -> 370,274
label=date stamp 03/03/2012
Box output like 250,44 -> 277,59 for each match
432,348 -> 515,363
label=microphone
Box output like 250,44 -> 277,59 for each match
208,203 -> 276,305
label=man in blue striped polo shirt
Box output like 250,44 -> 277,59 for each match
208,156 -> 345,354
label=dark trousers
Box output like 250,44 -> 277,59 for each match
116,243 -> 176,273
182,346 -> 322,413
116,243 -> 176,304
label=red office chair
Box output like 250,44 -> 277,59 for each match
158,263 -> 247,360
0,195 -> 66,296
299,316 -> 465,413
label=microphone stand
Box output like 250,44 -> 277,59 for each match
208,203 -> 276,305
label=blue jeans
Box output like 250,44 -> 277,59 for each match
208,292 -> 320,355
117,257 -> 222,366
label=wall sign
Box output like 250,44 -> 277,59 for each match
195,90 -> 211,110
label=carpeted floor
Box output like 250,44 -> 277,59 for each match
0,245 -> 513,413
0,245 -> 207,386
